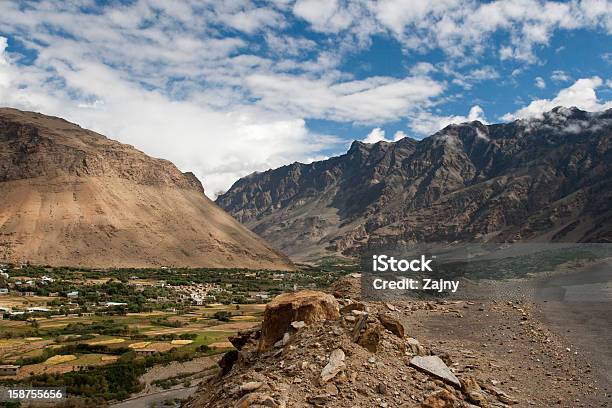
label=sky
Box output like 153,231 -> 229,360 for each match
0,0 -> 611,197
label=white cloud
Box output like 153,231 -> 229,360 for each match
393,130 -> 408,140
0,35 -> 338,196
363,128 -> 387,143
291,0 -> 612,64
535,76 -> 546,89
245,74 -> 444,123
362,128 -> 407,143
293,0 -> 353,33
502,77 -> 612,120
551,70 -> 571,82
410,105 -> 488,136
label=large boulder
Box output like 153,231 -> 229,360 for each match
258,290 -> 340,351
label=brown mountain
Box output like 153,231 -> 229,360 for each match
217,107 -> 612,261
0,108 -> 292,269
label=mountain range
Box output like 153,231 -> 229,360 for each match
217,107 -> 612,261
0,108 -> 292,269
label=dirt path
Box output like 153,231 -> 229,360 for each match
535,260 -> 612,390
408,297 -> 610,407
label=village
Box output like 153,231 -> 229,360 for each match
0,261 -> 350,405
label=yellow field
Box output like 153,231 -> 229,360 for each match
89,338 -> 125,346
44,354 -> 77,365
170,339 -> 193,345
208,341 -> 233,349
129,341 -> 151,349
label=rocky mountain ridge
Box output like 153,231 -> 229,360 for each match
0,108 -> 292,269
217,107 -> 612,260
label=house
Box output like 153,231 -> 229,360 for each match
0,365 -> 19,376
22,292 -> 35,297
48,292 -> 59,297
27,307 -> 50,313
0,288 -> 8,295
66,291 -> 79,298
41,276 -> 55,283
104,302 -> 127,307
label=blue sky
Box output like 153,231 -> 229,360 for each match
0,0 -> 611,195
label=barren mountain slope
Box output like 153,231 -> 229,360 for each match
0,108 -> 292,269
217,107 -> 612,260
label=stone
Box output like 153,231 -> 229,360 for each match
273,332 -> 291,348
340,302 -> 366,314
377,382 -> 388,395
228,325 -> 261,350
409,356 -> 461,388
291,321 -> 306,329
219,350 -> 239,375
357,324 -> 382,353
406,337 -> 425,355
351,313 -> 369,342
320,348 -> 346,383
240,381 -> 263,393
307,394 -> 331,406
378,313 -> 405,338
234,392 -> 278,408
324,383 -> 339,396
421,389 -> 459,408
258,290 -> 340,351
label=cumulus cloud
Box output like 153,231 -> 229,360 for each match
502,77 -> 612,120
362,128 -> 407,143
410,105 -> 488,136
535,76 -> 546,89
245,74 -> 444,123
0,36 -> 337,196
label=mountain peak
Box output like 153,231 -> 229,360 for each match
0,108 -> 292,270
218,107 -> 612,261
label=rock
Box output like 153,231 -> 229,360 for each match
357,324 -> 382,353
421,389 -> 459,408
324,383 -> 339,396
466,390 -> 489,407
330,274 -> 361,299
340,302 -> 366,314
351,313 -> 369,342
291,321 -> 306,329
219,350 -> 239,375
377,382 -> 388,395
234,392 -> 278,408
320,348 -> 346,383
258,290 -> 340,351
493,389 -> 519,405
273,332 -> 291,348
378,313 -> 405,338
407,337 -> 426,355
228,325 -> 261,350
307,394 -> 332,406
239,381 -> 263,393
410,356 -> 461,388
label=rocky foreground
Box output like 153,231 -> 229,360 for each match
185,275 -> 609,408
